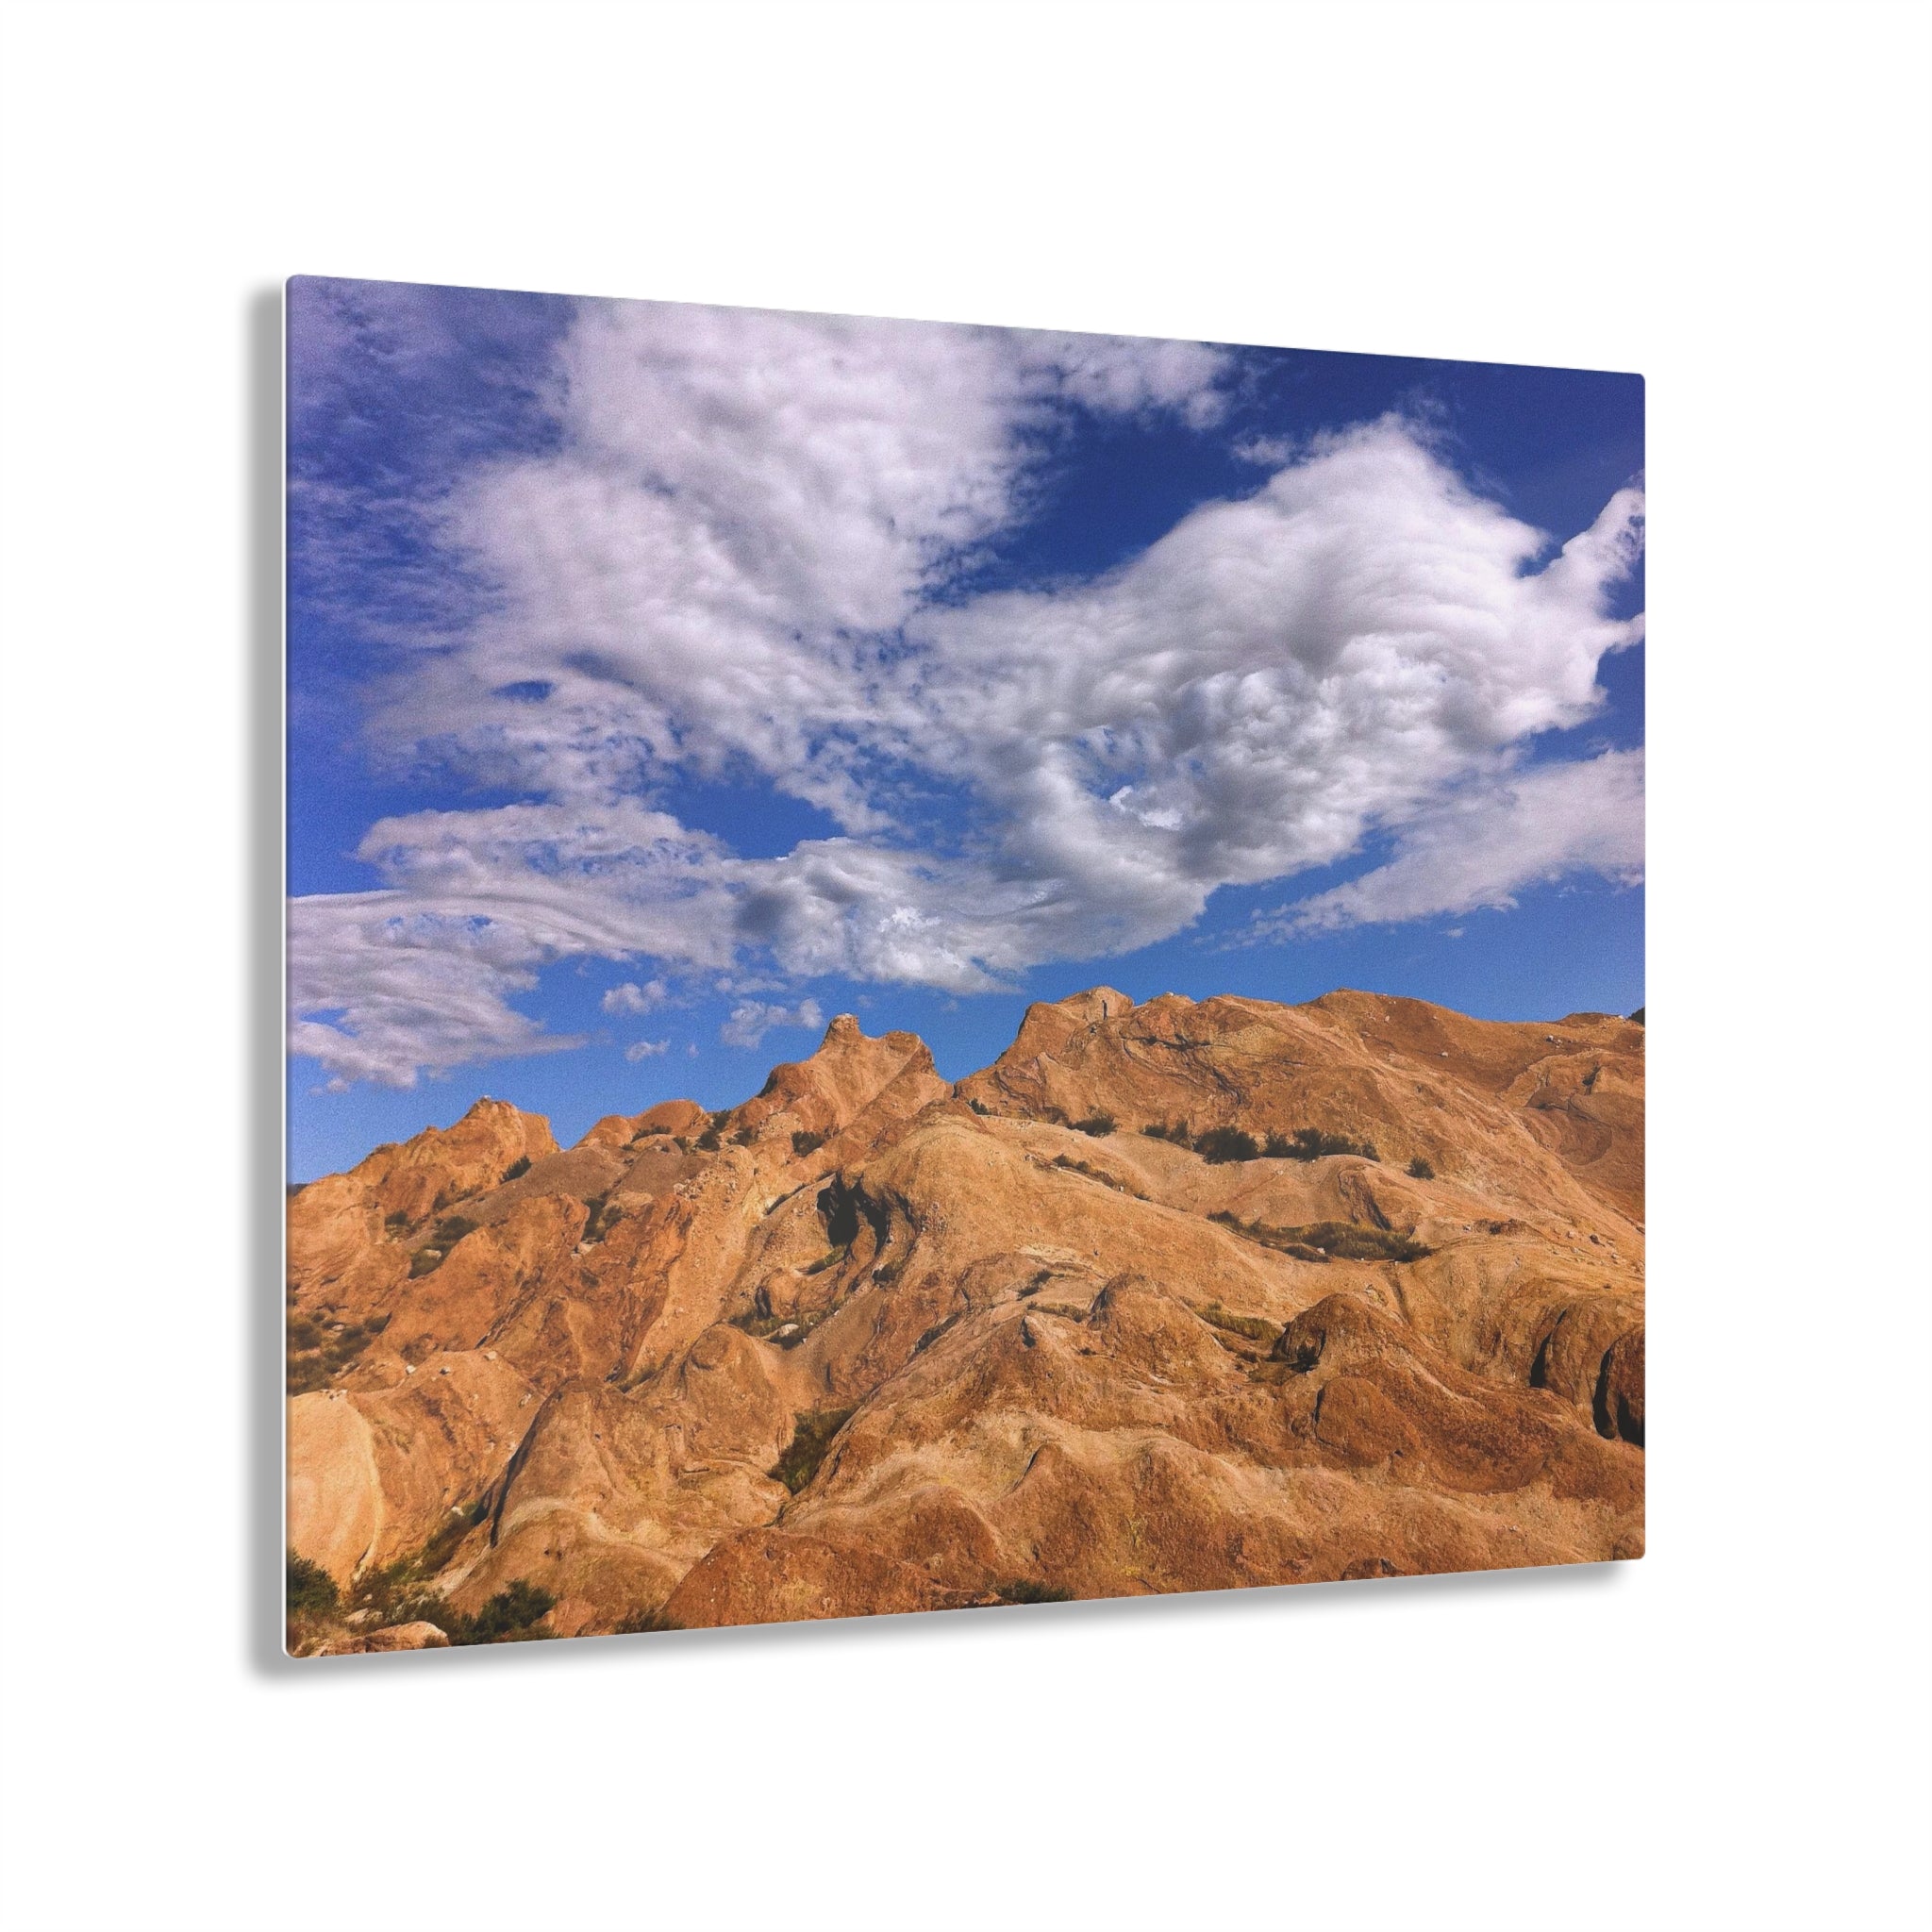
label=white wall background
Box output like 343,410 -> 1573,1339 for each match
2,4 -> 1927,1927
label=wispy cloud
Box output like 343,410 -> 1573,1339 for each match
624,1037 -> 670,1061
720,999 -> 824,1050
1255,749 -> 1645,936
287,293 -> 1641,1088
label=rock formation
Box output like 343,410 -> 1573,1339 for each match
285,990 -> 1643,1652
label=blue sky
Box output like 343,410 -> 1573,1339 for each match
287,278 -> 1642,1179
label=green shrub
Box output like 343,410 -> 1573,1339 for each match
1196,1126 -> 1262,1164
409,1214 -> 478,1276
695,1126 -> 722,1151
1072,1113 -> 1117,1138
769,1407 -> 856,1493
1196,1302 -> 1278,1343
803,1247 -> 846,1275
1279,1127 -> 1378,1162
286,1310 -> 388,1394
732,1124 -> 758,1146
791,1129 -> 826,1157
995,1579 -> 1074,1605
457,1579 -> 557,1645
1211,1209 -> 1430,1264
579,1195 -> 621,1245
287,1551 -> 339,1619
1407,1156 -> 1436,1180
968,1098 -> 993,1116
500,1156 -> 531,1183
1141,1119 -> 1192,1145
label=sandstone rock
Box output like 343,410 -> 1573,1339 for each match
288,989 -> 1644,1645
362,1621 -> 450,1651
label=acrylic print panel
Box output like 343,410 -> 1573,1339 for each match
284,277 -> 1644,1656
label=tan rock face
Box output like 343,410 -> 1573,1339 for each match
286,993 -> 1643,1651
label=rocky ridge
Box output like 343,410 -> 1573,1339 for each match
285,988 -> 1643,1651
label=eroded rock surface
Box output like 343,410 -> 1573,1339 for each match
286,992 -> 1643,1649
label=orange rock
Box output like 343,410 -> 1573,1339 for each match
287,991 -> 1644,1645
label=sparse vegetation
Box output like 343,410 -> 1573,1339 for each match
1072,1112 -> 1117,1137
1407,1156 -> 1436,1180
1050,1153 -> 1138,1194
501,1155 -> 531,1183
349,1499 -> 493,1626
695,1126 -> 722,1150
615,1606 -> 684,1635
579,1195 -> 621,1245
1278,1127 -> 1379,1162
914,1309 -> 963,1354
1196,1302 -> 1278,1343
455,1579 -> 558,1645
1627,1007 -> 1644,1025
1142,1119 -> 1192,1145
287,1550 -> 340,1619
791,1129 -> 826,1157
1195,1126 -> 1263,1164
995,1579 -> 1074,1605
769,1407 -> 857,1493
803,1247 -> 847,1275
409,1214 -> 479,1276
286,1309 -> 389,1394
968,1098 -> 993,1116
1211,1209 -> 1430,1264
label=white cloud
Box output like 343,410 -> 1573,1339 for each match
624,1037 -> 670,1061
287,894 -> 585,1091
1261,747 -> 1645,934
288,297 -> 1642,1087
720,998 -> 824,1050
602,978 -> 667,1014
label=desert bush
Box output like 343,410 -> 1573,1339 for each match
1280,1126 -> 1378,1162
1196,1126 -> 1262,1164
1211,1209 -> 1429,1264
695,1125 -> 722,1151
457,1579 -> 558,1645
501,1155 -> 531,1183
1051,1153 -> 1132,1193
1407,1156 -> 1436,1180
732,1124 -> 758,1146
286,1311 -> 386,1394
995,1579 -> 1074,1605
615,1607 -> 683,1635
410,1214 -> 479,1276
769,1407 -> 857,1493
1072,1113 -> 1117,1138
287,1551 -> 339,1619
579,1195 -> 622,1245
913,1310 -> 962,1354
1196,1302 -> 1278,1343
803,1247 -> 846,1275
1141,1119 -> 1193,1146
791,1129 -> 826,1157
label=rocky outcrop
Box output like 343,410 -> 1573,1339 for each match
287,991 -> 1643,1650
